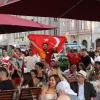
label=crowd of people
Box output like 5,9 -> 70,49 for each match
0,42 -> 99,100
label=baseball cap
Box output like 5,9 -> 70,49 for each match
77,70 -> 87,79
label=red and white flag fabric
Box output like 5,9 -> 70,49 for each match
28,34 -> 66,54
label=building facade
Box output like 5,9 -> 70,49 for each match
0,16 -> 100,50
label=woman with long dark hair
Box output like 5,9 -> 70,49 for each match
41,74 -> 60,100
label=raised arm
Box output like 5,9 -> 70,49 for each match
30,40 -> 46,59
30,40 -> 39,49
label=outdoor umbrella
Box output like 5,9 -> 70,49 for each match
0,0 -> 99,21
0,14 -> 56,34
0,0 -> 20,7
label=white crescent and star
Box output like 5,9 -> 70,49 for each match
53,37 -> 60,47
44,37 -> 60,47
44,38 -> 49,42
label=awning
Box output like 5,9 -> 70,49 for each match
0,0 -> 20,7
0,0 -> 99,21
0,14 -> 56,34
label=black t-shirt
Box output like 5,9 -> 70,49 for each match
80,55 -> 91,68
88,51 -> 95,59
0,80 -> 14,90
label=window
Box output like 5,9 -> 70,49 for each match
70,20 -> 75,31
80,21 -> 85,30
82,40 -> 87,48
54,18 -> 58,21
54,29 -> 57,36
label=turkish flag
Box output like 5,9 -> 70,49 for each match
28,34 -> 66,54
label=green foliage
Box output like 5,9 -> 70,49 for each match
58,55 -> 69,71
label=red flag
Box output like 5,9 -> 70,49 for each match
28,34 -> 66,54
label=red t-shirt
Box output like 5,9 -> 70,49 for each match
44,48 -> 55,64
67,52 -> 80,65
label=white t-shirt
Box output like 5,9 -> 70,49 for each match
24,55 -> 40,72
1,56 -> 10,61
78,83 -> 85,100
94,56 -> 100,62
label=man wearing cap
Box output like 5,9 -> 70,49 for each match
70,70 -> 96,100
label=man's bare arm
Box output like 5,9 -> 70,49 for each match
30,40 -> 39,49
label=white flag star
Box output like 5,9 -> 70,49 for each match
44,38 -> 49,42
